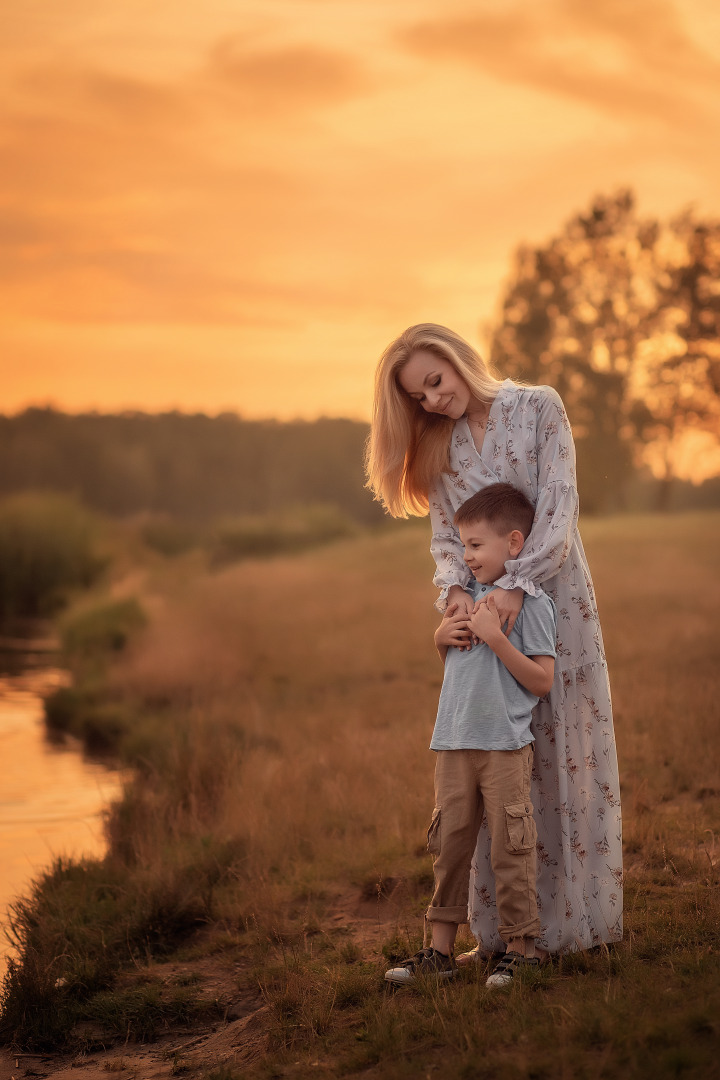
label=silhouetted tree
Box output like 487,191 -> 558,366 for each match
632,212 -> 720,507
490,191 -> 720,510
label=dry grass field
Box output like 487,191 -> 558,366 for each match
2,512 -> 720,1079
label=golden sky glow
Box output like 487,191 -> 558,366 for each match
2,0 -> 720,420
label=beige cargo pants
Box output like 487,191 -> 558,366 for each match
425,745 -> 540,944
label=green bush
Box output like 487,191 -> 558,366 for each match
208,503 -> 357,567
44,686 -> 133,754
43,598 -> 147,753
60,597 -> 147,659
140,516 -> 200,557
0,492 -> 105,621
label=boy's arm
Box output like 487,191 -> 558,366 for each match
468,595 -> 555,698
434,603 -> 472,663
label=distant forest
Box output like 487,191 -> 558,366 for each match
0,410 -> 382,524
0,406 -> 718,524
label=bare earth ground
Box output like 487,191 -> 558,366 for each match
0,884 -> 412,1080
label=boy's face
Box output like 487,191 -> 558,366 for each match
458,519 -> 524,585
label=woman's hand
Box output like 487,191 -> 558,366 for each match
473,586 -> 524,636
447,584 -> 474,618
446,586 -> 475,650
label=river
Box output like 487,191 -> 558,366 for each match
0,650 -> 124,977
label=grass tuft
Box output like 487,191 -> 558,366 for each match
84,983 -> 220,1042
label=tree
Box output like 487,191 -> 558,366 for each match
631,213 -> 720,506
490,191 -> 720,510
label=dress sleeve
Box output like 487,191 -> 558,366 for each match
429,478 -> 473,612
494,387 -> 579,598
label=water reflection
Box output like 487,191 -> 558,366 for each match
0,652 -> 123,974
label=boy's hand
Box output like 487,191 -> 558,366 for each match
474,586 -> 524,636
435,603 -> 473,650
468,593 -> 503,646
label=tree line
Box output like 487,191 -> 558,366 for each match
0,411 -> 382,524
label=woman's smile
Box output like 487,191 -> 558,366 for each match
398,351 -> 475,419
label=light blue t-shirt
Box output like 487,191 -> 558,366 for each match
430,580 -> 557,752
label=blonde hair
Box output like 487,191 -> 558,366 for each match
364,323 -> 502,518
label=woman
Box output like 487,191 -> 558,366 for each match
366,323 -> 622,955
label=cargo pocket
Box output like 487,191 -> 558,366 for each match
504,802 -> 537,854
426,807 -> 442,856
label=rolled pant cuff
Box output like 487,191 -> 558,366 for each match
425,904 -> 468,925
498,916 -> 541,942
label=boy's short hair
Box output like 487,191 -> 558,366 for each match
454,483 -> 535,539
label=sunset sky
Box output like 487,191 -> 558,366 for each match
2,0 -> 720,420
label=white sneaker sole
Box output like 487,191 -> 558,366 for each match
485,972 -> 513,988
384,967 -> 456,985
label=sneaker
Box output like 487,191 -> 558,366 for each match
485,951 -> 539,988
384,947 -> 457,986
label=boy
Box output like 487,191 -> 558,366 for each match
385,483 -> 557,988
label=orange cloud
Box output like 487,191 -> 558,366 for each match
206,38 -> 371,113
0,39 -> 381,326
400,0 -> 720,132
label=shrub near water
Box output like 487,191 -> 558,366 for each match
60,597 -> 147,661
44,598 -> 147,754
0,492 -> 105,621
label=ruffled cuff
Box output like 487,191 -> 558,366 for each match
494,571 -> 541,598
435,582 -> 474,614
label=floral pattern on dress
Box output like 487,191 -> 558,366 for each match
429,380 -> 623,954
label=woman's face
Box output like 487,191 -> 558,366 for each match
398,350 -> 472,419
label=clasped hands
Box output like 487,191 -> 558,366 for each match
437,586 -> 524,651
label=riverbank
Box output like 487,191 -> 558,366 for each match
2,513 -> 719,1077
0,658 -> 123,983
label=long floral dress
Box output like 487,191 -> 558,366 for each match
429,379 -> 623,954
